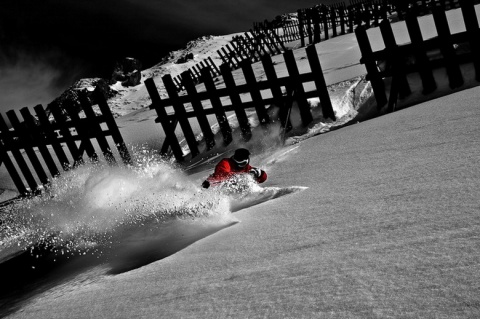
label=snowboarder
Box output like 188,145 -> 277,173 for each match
202,148 -> 267,189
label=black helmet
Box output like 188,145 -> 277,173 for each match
232,148 -> 250,167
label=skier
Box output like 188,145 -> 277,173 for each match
202,148 -> 267,189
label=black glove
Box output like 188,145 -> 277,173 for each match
249,167 -> 262,179
202,180 -> 210,189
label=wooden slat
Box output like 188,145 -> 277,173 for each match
0,139 -> 27,195
262,55 -> 292,129
244,32 -> 261,61
379,19 -> 411,98
298,9 -> 305,47
312,9 -> 321,43
405,14 -> 437,94
146,78 -> 184,161
208,57 -> 221,76
49,103 -> 83,166
94,87 -> 133,166
331,7 -> 338,37
355,24 -> 387,109
270,26 -> 287,52
20,107 -> 60,178
323,8 -> 330,40
241,60 -> 270,126
306,45 -> 336,121
77,90 -> 116,163
7,110 -> 49,185
63,99 -> 98,162
252,28 -> 273,56
283,49 -> 313,126
201,68 -> 233,146
162,74 -> 200,158
34,104 -> 71,170
181,71 -> 215,150
226,45 -> 242,67
0,113 -> 38,191
432,6 -> 464,88
460,0 -> 480,81
217,49 -> 230,66
220,63 -> 252,141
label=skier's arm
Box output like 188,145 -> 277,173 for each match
249,167 -> 267,183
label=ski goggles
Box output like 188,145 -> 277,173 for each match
232,158 -> 249,167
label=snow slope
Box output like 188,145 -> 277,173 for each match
1,6 -> 480,318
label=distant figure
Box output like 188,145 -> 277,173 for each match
202,148 -> 267,189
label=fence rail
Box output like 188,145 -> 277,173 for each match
0,88 -> 132,196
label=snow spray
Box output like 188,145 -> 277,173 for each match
0,146 -> 237,268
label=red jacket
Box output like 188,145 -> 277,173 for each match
206,158 -> 267,185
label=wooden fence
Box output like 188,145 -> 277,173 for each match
169,0 -> 477,93
171,0 -> 397,92
172,28 -> 287,91
356,0 -> 480,111
146,45 -> 336,163
0,87 -> 132,196
392,0 -> 479,19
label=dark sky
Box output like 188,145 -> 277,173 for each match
0,0 -> 336,113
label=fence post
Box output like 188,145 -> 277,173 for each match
460,0 -> 480,81
284,49 -> 314,126
181,70 -> 216,150
145,78 -> 185,162
201,68 -> 233,146
298,9 -> 305,47
355,25 -> 388,109
340,5 -> 346,35
162,74 -> 200,158
77,90 -> 116,163
306,45 -> 336,120
230,40 -> 245,62
49,103 -> 84,167
20,107 -> 60,178
207,57 -> 221,76
220,63 -> 252,141
331,6 -> 338,37
0,113 -> 39,192
7,110 -> 50,185
257,27 -> 277,55
432,7 -> 464,89
313,8 -> 322,43
94,88 -> 132,165
63,100 -> 99,162
269,28 -> 287,53
405,14 -> 437,94
243,32 -> 261,62
261,55 -> 292,129
323,8 -> 330,40
0,139 -> 27,195
34,104 -> 71,170
348,6 -> 354,33
218,49 -> 229,66
241,60 -> 270,126
306,9 -> 313,45
379,19 -> 411,99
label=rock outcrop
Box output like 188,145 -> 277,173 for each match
45,78 -> 117,120
110,57 -> 142,87
175,52 -> 194,64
